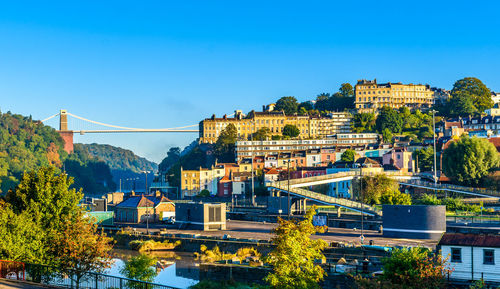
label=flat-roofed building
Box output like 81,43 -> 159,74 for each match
355,79 -> 434,113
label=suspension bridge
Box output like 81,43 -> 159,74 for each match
41,110 -> 199,153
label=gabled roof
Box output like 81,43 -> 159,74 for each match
439,233 -> 500,248
116,195 -> 173,208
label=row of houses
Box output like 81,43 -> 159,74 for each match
180,146 -> 415,198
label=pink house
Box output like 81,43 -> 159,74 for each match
382,147 -> 414,172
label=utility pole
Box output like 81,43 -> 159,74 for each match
287,160 -> 291,220
360,164 -> 364,245
251,121 -> 255,205
143,170 -> 151,235
432,110 -> 438,195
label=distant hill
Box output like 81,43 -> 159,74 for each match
77,143 -> 158,191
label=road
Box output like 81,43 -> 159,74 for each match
124,220 -> 438,248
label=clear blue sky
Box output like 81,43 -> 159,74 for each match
1,1 -> 499,163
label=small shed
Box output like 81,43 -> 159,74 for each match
175,202 -> 226,231
438,233 -> 500,284
115,195 -> 175,223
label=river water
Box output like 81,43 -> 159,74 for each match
106,249 -> 200,289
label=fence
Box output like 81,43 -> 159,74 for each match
401,179 -> 500,198
0,260 -> 178,289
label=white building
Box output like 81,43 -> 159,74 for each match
439,233 -> 500,284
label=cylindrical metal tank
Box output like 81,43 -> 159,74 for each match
382,205 -> 446,240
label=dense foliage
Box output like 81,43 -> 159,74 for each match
340,149 -> 356,163
442,136 -> 500,186
314,83 -> 355,112
158,147 -> 181,173
0,167 -> 112,273
80,143 -> 157,174
265,206 -> 327,289
353,174 -> 410,205
214,124 -> 238,163
0,111 -> 117,195
356,248 -> 451,289
274,96 -> 299,115
0,112 -> 67,193
120,254 -> 157,284
413,147 -> 435,172
253,127 -> 271,141
447,77 -> 493,117
282,124 -> 300,138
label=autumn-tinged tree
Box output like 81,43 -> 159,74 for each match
356,247 -> 451,289
1,167 -> 113,273
51,215 -> 113,286
265,206 -> 327,289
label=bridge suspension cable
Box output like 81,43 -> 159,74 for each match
41,113 -> 61,123
66,112 -> 198,131
40,110 -> 199,133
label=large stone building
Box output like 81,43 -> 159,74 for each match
355,79 -> 434,113
198,109 -> 352,143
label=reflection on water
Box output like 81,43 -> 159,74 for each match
106,249 -> 199,289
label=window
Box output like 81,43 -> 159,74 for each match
451,248 -> 462,263
484,249 -> 495,265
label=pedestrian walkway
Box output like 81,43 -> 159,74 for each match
0,279 -> 55,289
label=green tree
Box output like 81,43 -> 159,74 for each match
298,101 -> 314,112
159,147 -> 181,173
354,174 -> 399,205
120,254 -> 157,285
379,248 -> 450,288
265,206 -> 327,289
413,147 -> 434,172
382,128 -> 393,143
339,83 -> 354,97
1,167 -> 112,272
442,137 -> 500,186
340,149 -> 356,163
380,190 -> 412,205
314,93 -> 330,111
253,127 -> 271,141
352,113 -> 376,133
214,124 -> 238,163
274,96 -> 299,115
449,77 -> 493,116
376,107 -> 403,134
282,125 -> 300,138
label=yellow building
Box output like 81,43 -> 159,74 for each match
199,110 -> 352,143
355,79 -> 434,113
181,166 -> 226,197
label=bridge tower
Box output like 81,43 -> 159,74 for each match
58,109 -> 74,153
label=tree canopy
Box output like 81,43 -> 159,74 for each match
413,147 -> 434,172
253,127 -> 271,141
265,206 -> 327,289
159,147 -> 181,173
340,149 -> 356,163
214,124 -> 238,163
274,96 -> 299,115
442,136 -> 500,186
282,124 -> 300,138
376,107 -> 403,135
449,77 -> 493,116
0,167 -> 112,272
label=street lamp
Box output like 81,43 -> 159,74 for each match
286,159 -> 292,220
432,110 -> 438,195
143,170 -> 151,235
359,162 -> 365,245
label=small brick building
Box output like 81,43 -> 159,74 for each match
115,195 -> 175,223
